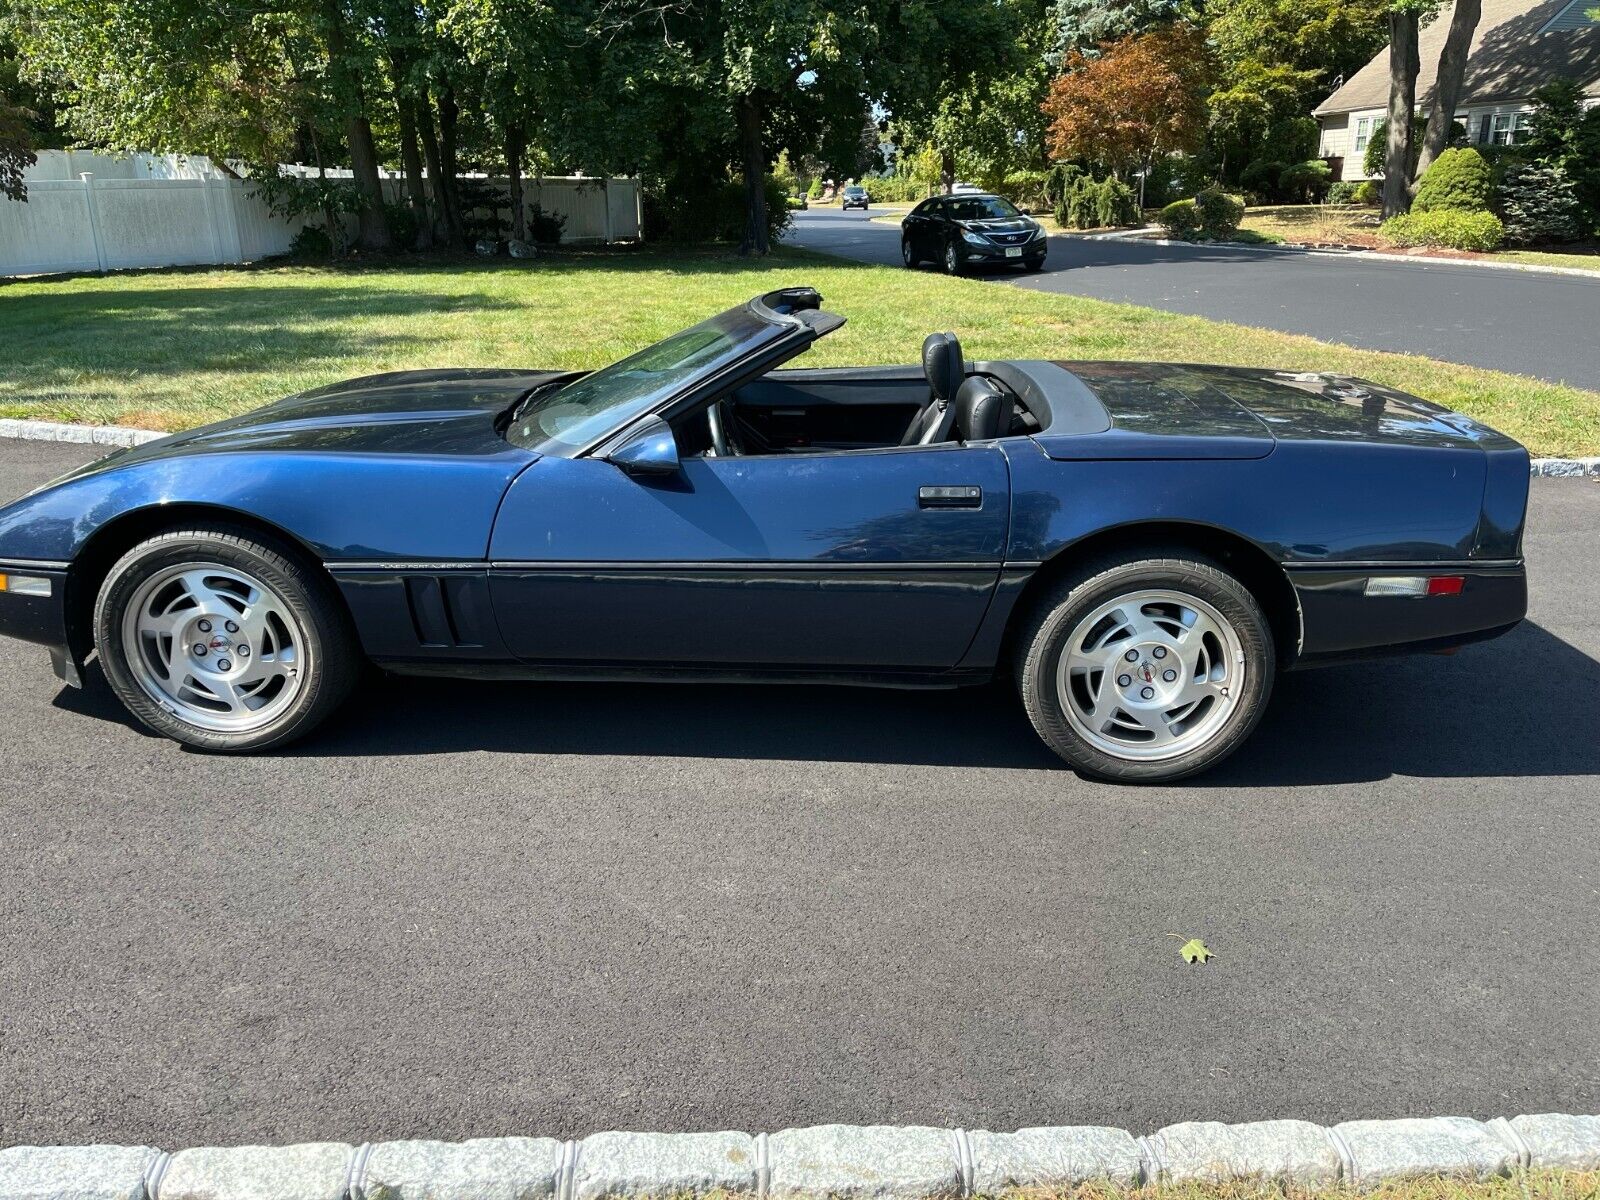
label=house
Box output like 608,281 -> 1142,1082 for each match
1313,0 -> 1600,180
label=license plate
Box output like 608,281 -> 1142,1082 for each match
1004,247 -> 1022,258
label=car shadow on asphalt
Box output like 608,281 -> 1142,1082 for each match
52,621 -> 1598,782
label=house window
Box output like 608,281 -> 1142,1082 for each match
1353,117 -> 1376,153
1491,112 -> 1531,145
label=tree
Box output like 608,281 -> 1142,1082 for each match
1379,0 -> 1484,217
1051,0 -> 1182,60
1044,24 -> 1214,179
0,92 -> 32,199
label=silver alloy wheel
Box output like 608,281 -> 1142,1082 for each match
944,242 -> 960,273
902,238 -> 915,266
120,561 -> 307,733
1055,588 -> 1245,762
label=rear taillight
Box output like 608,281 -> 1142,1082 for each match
1363,575 -> 1465,598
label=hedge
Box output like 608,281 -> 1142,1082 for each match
1379,209 -> 1504,251
1412,148 -> 1493,213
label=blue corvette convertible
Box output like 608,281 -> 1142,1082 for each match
0,287 -> 1528,780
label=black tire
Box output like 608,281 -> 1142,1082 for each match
943,241 -> 963,275
93,525 -> 361,752
902,237 -> 919,268
1023,255 -> 1046,272
1014,550 -> 1275,782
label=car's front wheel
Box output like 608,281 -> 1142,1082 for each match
943,242 -> 963,275
94,525 -> 360,752
1023,255 -> 1046,272
1015,551 -> 1275,782
902,237 -> 919,268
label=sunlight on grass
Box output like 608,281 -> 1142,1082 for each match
2,246 -> 1597,455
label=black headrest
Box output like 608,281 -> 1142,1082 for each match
954,376 -> 1010,442
921,332 -> 964,402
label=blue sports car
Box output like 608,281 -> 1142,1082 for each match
0,287 -> 1528,781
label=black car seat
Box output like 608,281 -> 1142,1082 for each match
953,376 -> 1011,442
900,332 -> 965,445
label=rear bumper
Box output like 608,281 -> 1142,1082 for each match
1287,562 -> 1526,666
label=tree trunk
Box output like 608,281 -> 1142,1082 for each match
737,94 -> 769,256
1381,8 -> 1420,219
505,123 -> 526,242
1413,0 -> 1482,186
940,148 -> 956,194
389,58 -> 431,250
321,0 -> 390,249
414,97 -> 454,245
437,86 -> 465,243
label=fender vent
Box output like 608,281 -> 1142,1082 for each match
403,575 -> 486,648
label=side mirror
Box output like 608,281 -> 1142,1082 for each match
607,417 -> 681,476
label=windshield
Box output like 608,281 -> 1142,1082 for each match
505,307 -> 785,452
946,196 -> 1021,221
844,187 -> 865,196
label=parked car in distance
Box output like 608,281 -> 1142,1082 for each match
0,288 -> 1529,781
841,185 -> 869,210
902,193 -> 1048,274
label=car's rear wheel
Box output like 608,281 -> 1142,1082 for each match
1015,551 -> 1275,782
94,526 -> 360,752
901,237 -> 919,268
943,241 -> 963,275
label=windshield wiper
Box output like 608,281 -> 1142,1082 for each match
502,379 -> 567,431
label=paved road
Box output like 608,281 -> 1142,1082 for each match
2,436 -> 1598,1149
787,207 -> 1600,386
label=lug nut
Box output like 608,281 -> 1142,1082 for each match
237,645 -> 250,658
216,658 -> 232,672
1163,669 -> 1177,682
193,644 -> 208,656
1117,674 -> 1132,687
225,620 -> 239,634
1124,649 -> 1139,662
197,619 -> 212,633
1140,686 -> 1155,700
1153,646 -> 1167,659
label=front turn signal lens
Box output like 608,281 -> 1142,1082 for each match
0,573 -> 52,597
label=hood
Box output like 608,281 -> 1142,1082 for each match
1037,362 -> 1498,460
52,368 -> 570,486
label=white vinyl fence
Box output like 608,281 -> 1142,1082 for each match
1,152 -> 642,278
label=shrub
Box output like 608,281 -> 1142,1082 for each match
1043,162 -> 1083,212
1354,180 -> 1380,206
1280,158 -> 1333,203
1326,181 -> 1360,204
1239,159 -> 1285,198
643,176 -> 792,245
806,178 -> 823,199
1496,160 -> 1585,244
1413,147 -> 1493,213
1055,175 -> 1140,229
1380,209 -> 1504,251
1194,187 -> 1244,238
1158,198 -> 1202,238
525,203 -> 566,245
288,224 -> 334,259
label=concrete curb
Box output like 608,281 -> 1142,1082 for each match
1,420 -> 1597,479
3,1115 -> 1598,1199
0,419 -> 164,448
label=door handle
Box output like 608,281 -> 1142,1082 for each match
919,485 -> 983,509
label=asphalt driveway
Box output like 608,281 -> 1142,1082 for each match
2,436 -> 1598,1150
787,207 -> 1600,386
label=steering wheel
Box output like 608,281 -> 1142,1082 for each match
706,400 -> 741,457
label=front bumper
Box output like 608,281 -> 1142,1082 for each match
958,237 -> 1047,264
1288,562 -> 1527,666
0,560 -> 78,684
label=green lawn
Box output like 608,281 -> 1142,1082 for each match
3,245 -> 1598,456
